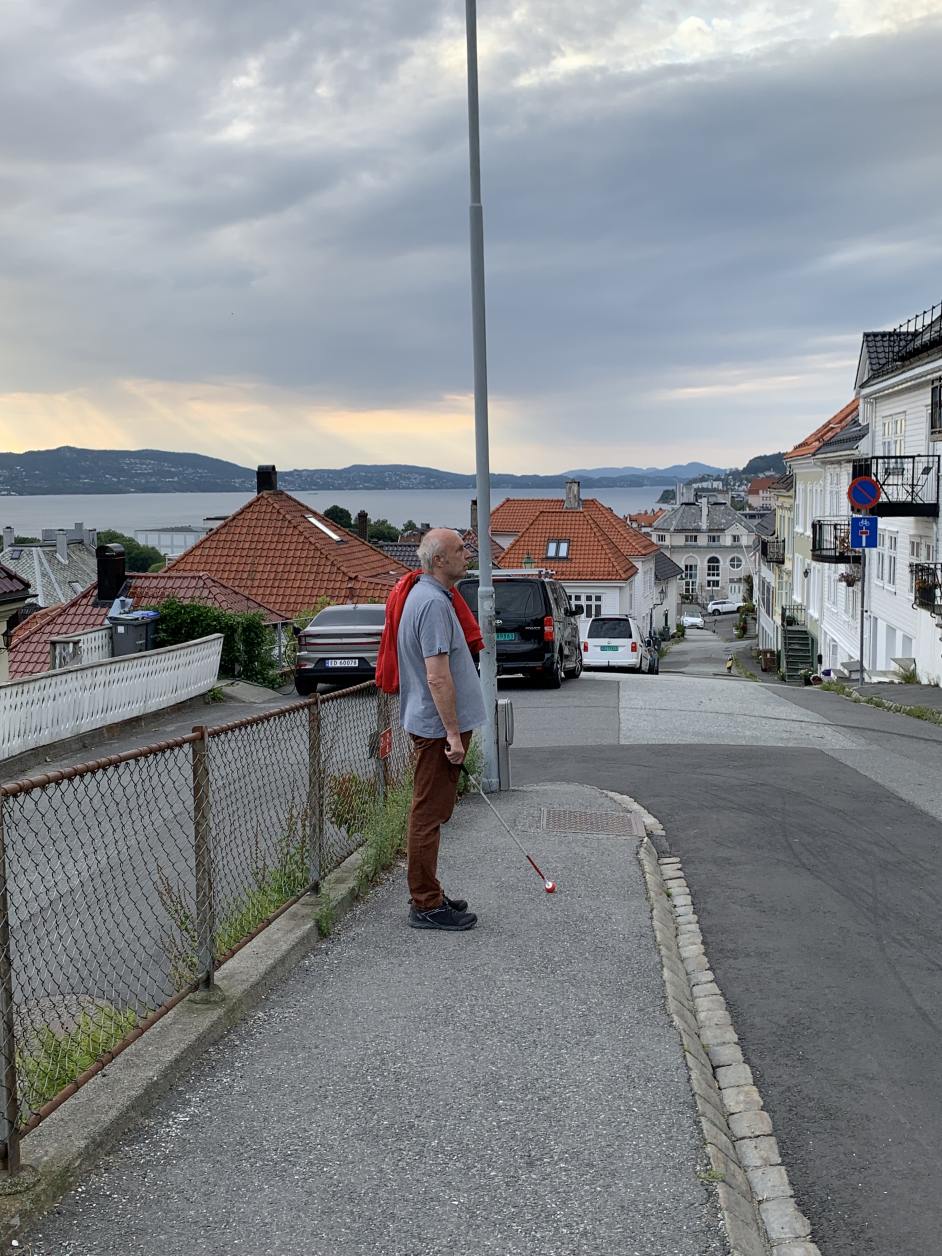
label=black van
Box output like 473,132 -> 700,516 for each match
455,574 -> 584,688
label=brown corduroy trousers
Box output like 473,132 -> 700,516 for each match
408,731 -> 473,910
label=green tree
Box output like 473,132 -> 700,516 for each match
324,505 -> 353,529
98,529 -> 165,573
13,534 -> 40,545
401,519 -> 418,533
367,519 -> 398,542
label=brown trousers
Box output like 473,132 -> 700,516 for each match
408,731 -> 473,910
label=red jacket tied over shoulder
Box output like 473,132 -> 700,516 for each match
376,571 -> 484,694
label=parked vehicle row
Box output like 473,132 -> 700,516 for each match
295,575 -> 668,695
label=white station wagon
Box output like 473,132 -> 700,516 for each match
582,615 -> 655,673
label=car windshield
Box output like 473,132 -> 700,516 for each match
458,580 -> 545,620
587,618 -> 632,639
311,604 -> 385,626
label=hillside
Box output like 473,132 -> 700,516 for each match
0,448 -> 713,494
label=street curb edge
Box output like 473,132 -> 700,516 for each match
605,789 -> 822,1256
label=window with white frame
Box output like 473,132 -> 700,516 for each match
655,533 -> 667,543
881,414 -> 905,458
683,559 -> 698,595
731,534 -> 741,544
729,555 -> 743,571
876,529 -> 897,588
706,556 -> 721,588
581,592 -> 604,618
707,533 -> 721,543
684,533 -> 699,543
909,540 -> 922,594
545,538 -> 570,558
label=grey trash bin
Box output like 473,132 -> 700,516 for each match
110,610 -> 160,657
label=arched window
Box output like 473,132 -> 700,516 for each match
706,556 -> 721,589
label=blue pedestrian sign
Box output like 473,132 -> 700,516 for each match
850,515 -> 877,549
848,475 -> 882,511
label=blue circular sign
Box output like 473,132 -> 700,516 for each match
848,475 -> 881,510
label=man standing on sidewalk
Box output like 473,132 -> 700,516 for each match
398,529 -> 486,931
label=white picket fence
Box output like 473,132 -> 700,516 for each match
0,635 -> 224,763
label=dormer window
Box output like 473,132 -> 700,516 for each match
546,539 -> 570,559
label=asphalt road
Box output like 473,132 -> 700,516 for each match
510,644 -> 942,1255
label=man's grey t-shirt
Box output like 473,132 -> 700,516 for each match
397,575 -> 486,738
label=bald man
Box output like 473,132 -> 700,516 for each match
397,529 -> 485,931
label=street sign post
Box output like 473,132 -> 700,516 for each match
847,478 -> 880,683
850,515 -> 878,549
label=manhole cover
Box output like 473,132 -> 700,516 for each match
539,807 -> 646,837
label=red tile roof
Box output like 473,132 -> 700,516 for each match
166,490 -> 409,615
627,509 -> 666,529
497,509 -> 641,582
8,571 -> 287,678
747,476 -> 778,494
0,562 -> 30,602
786,400 -> 859,461
492,496 -> 659,558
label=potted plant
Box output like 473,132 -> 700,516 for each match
798,668 -> 813,686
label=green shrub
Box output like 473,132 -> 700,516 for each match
149,597 -> 281,687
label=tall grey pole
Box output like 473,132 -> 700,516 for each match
859,547 -> 867,684
465,0 -> 499,791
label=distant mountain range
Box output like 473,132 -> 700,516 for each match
0,447 -> 734,495
565,461 -> 723,479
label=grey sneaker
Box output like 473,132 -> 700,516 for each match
408,903 -> 477,931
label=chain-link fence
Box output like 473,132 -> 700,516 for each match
0,682 -> 412,1173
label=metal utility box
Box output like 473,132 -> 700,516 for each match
497,697 -> 514,791
110,610 -> 160,657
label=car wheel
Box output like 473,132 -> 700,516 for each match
295,676 -> 316,697
543,653 -> 563,689
564,650 -> 583,679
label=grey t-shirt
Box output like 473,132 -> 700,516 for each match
397,575 -> 487,738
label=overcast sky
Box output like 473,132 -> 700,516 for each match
1,1 -> 941,475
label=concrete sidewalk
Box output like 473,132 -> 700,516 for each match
22,782 -> 726,1256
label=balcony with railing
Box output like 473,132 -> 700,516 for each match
912,563 -> 942,613
760,536 -> 786,564
850,455 -> 940,517
780,604 -> 806,628
811,519 -> 861,564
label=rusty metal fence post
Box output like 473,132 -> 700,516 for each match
191,725 -> 215,991
374,688 -> 390,806
0,796 -> 20,1176
306,698 -> 323,891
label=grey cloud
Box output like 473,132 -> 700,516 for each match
1,1 -> 942,460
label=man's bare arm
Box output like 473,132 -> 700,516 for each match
425,653 -> 465,763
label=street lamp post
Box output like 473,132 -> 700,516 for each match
465,0 -> 498,791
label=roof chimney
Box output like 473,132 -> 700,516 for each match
470,498 -> 478,532
356,510 -> 369,540
83,525 -> 98,550
2,526 -> 13,550
564,479 -> 581,510
96,543 -> 126,605
701,497 -> 709,529
256,465 -> 278,494
56,529 -> 68,564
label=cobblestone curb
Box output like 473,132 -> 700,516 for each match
604,790 -> 821,1256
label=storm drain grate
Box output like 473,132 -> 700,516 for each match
539,807 -> 646,837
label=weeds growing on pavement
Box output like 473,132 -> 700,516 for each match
17,1004 -> 139,1116
354,774 -> 414,896
820,680 -> 942,727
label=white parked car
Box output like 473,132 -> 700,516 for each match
680,612 -> 705,629
707,598 -> 745,616
582,616 -> 656,672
